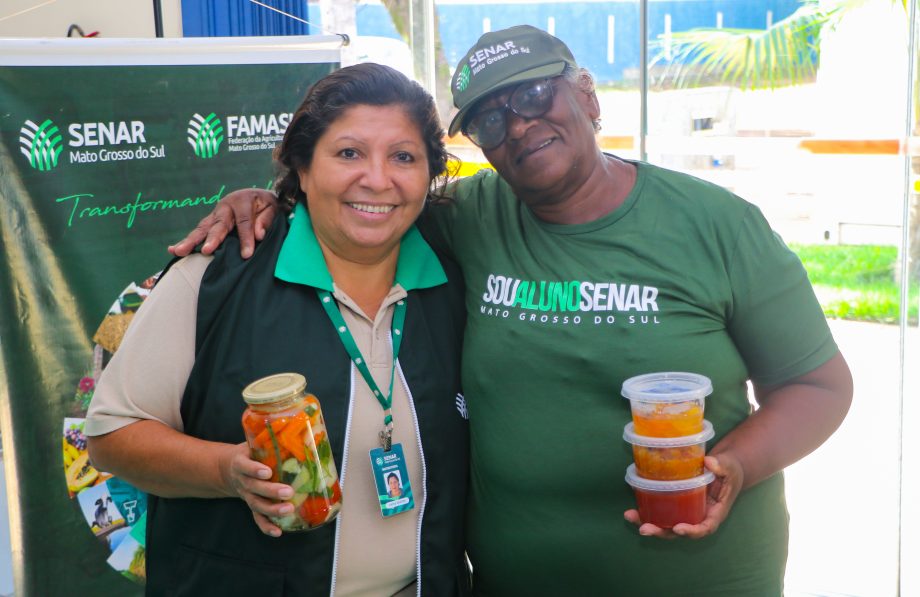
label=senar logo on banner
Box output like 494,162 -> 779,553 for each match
187,111 -> 293,157
20,119 -> 64,171
19,117 -> 166,170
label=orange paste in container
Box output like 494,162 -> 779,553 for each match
623,420 -> 714,481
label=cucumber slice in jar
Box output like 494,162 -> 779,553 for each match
316,440 -> 336,482
271,513 -> 300,529
297,458 -> 320,495
280,457 -> 300,484
291,462 -> 313,494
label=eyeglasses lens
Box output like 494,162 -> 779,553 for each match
465,79 -> 554,149
512,80 -> 553,117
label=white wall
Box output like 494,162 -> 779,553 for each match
813,0 -> 909,138
0,0 -> 183,38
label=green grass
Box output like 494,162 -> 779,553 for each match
790,244 -> 918,325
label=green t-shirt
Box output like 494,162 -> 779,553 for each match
422,161 -> 838,596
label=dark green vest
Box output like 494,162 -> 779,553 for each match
145,214 -> 469,596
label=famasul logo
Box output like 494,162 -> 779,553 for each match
20,119 -> 64,171
455,64 -> 471,92
187,113 -> 224,158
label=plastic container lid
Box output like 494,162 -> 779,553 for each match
242,372 -> 307,405
621,372 -> 713,404
625,464 -> 715,492
623,420 -> 714,447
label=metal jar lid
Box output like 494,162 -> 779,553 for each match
242,372 -> 307,406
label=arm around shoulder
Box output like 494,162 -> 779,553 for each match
168,188 -> 281,258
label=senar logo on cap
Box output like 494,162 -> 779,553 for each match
448,25 -> 578,137
467,39 -> 518,73
455,64 -> 472,92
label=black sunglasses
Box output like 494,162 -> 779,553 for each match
462,78 -> 556,150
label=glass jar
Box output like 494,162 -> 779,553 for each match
241,372 -> 342,532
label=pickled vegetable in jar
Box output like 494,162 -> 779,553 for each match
241,372 -> 342,532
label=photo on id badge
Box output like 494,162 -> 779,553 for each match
370,443 -> 414,517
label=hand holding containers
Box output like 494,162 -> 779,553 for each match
621,372 -> 716,528
242,373 -> 343,532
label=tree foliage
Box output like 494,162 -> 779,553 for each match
650,0 -> 845,90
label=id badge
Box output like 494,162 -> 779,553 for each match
369,443 -> 415,517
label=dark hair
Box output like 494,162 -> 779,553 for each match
387,473 -> 400,484
274,63 -> 451,205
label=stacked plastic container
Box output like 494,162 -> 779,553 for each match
621,372 -> 716,529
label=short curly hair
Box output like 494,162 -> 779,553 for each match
274,63 -> 451,206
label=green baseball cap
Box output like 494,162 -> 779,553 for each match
448,25 -> 578,137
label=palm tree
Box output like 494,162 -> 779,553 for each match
651,0 -> 918,282
650,0 -> 908,91
650,0 -> 843,91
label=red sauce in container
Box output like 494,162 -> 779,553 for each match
625,464 -> 715,529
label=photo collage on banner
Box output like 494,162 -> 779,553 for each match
63,275 -> 159,582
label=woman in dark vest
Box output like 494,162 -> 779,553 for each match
85,63 -> 469,596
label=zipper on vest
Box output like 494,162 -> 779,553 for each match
396,359 -> 427,597
329,365 -> 357,597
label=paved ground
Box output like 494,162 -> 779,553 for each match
784,319 -> 917,597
